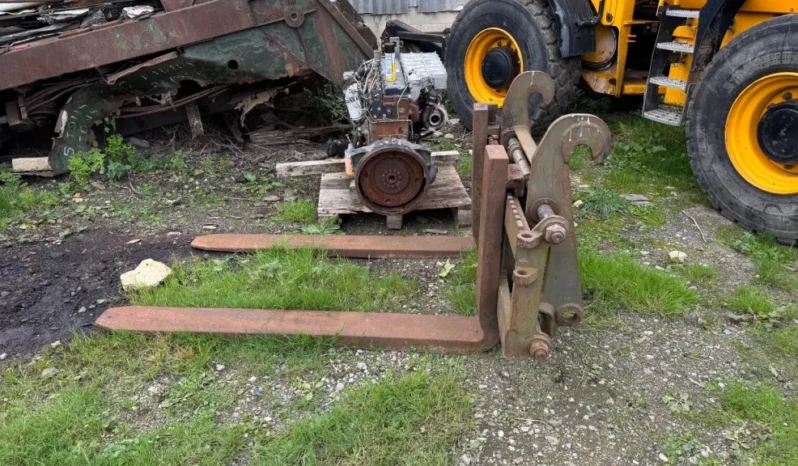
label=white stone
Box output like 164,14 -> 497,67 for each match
669,250 -> 687,264
0,353 -> 7,360
573,199 -> 584,208
41,367 -> 59,378
50,340 -> 61,349
120,259 -> 172,291
444,133 -> 455,140
659,453 -> 669,462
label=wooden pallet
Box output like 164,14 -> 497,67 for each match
318,164 -> 471,230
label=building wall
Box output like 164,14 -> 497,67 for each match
360,7 -> 459,35
347,0 -> 463,35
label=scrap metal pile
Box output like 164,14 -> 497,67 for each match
96,72 -> 612,359
0,0 -> 377,174
0,0 -> 159,47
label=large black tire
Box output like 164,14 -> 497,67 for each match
686,15 -> 798,243
445,0 -> 580,131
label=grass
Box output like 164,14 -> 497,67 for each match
578,187 -> 627,216
601,116 -> 701,195
0,172 -> 59,230
580,249 -> 700,319
444,249 -> 478,316
707,381 -> 798,465
676,263 -> 718,288
254,369 -> 472,465
719,228 -> 798,290
0,332 -> 316,465
729,285 -> 775,316
0,246 -> 469,465
274,200 -> 316,224
725,285 -> 798,332
456,151 -> 472,177
132,248 -> 415,312
443,247 -> 700,321
0,330 -> 470,465
773,328 -> 798,356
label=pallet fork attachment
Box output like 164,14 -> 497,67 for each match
96,72 -> 611,358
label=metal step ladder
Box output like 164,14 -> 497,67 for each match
642,6 -> 700,126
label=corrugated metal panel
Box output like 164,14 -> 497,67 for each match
417,0 -> 465,12
350,0 -> 409,14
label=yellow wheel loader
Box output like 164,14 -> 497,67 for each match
443,0 -> 798,242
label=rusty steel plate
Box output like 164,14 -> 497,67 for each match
191,234 -> 474,258
96,306 -> 488,353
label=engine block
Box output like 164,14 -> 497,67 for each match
341,40 -> 448,216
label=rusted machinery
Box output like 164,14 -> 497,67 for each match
340,39 -> 448,215
0,0 -> 377,175
96,72 -> 611,358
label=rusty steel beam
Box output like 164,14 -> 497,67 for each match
470,103 -> 489,241
473,144 -> 509,351
191,234 -> 475,258
96,307 -> 487,353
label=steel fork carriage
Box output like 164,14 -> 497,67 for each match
96,71 -> 611,359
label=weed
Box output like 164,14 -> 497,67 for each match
306,83 -> 348,123
733,232 -> 794,263
579,188 -> 627,216
274,200 -> 316,224
242,173 -> 283,194
254,369 -> 471,465
300,216 -> 342,235
67,148 -> 105,189
663,392 -> 692,414
726,286 -> 794,330
580,249 -> 700,318
132,248 -> 415,312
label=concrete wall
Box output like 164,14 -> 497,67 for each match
361,7 -> 459,36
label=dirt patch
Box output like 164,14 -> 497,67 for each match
0,228 -> 187,356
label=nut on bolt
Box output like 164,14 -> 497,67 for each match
545,224 -> 567,244
529,334 -> 551,360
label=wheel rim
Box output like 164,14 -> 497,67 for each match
726,72 -> 798,195
464,28 -> 524,108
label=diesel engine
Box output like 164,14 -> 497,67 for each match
341,40 -> 448,216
